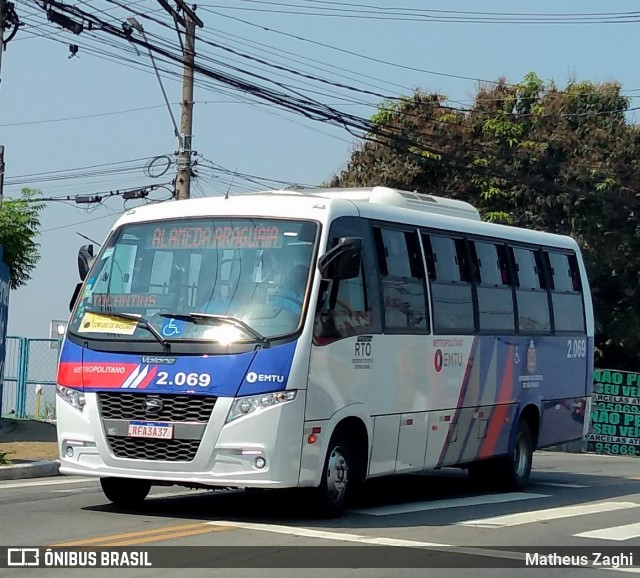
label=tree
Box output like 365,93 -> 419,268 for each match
0,188 -> 44,289
329,73 -> 640,370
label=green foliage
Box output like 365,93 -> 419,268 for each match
329,73 -> 640,370
0,188 -> 44,290
0,449 -> 12,465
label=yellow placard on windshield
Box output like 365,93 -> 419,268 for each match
78,312 -> 138,335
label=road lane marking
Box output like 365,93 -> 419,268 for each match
53,522 -> 233,546
104,525 -> 233,546
575,522 -> 640,541
350,492 -> 549,516
533,482 -> 587,488
207,520 -> 450,548
0,477 -> 95,490
459,501 -> 640,528
207,521 -> 639,572
148,490 -> 211,499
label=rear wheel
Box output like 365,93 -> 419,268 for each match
468,420 -> 534,491
501,420 -> 534,490
100,477 -> 151,507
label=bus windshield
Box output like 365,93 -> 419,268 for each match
68,218 -> 318,344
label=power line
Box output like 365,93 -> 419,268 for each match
201,1 -> 640,24
18,1 -> 640,206
0,103 -> 169,126
41,209 -> 125,233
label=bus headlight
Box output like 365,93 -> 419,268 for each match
227,390 -> 297,423
56,385 -> 86,412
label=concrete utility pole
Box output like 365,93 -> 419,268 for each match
175,11 -> 196,201
155,0 -> 203,200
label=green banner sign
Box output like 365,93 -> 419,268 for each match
586,369 -> 640,457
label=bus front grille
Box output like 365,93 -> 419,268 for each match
106,436 -> 201,461
97,392 -> 217,422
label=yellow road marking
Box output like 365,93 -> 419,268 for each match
104,525 -> 233,547
53,522 -> 233,547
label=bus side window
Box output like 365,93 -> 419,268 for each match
423,233 -> 475,334
473,241 -> 516,333
511,247 -> 551,334
313,217 -> 378,344
373,227 -> 429,334
547,251 -> 586,334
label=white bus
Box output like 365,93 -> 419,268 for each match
57,186 -> 594,516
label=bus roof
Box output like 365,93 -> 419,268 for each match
115,186 -> 579,251
248,186 -> 482,221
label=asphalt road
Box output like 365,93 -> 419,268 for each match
0,452 -> 639,577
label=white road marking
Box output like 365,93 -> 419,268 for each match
207,520 -> 637,572
534,482 -> 588,489
350,492 -> 549,516
575,522 -> 640,541
148,490 -> 211,499
0,477 -> 95,490
459,501 -> 640,528
609,568 -> 640,574
207,520 -> 450,548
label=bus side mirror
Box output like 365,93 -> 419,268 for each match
78,244 -> 95,281
318,237 -> 362,280
69,282 -> 82,313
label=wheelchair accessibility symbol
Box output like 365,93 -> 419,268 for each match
161,318 -> 184,338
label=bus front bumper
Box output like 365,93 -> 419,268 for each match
56,391 -> 307,489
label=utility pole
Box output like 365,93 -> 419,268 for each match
175,11 -> 196,200
155,1 -> 203,200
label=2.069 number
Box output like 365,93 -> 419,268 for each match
567,339 -> 587,359
156,371 -> 211,387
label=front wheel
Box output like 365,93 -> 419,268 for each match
314,435 -> 353,517
100,477 -> 151,508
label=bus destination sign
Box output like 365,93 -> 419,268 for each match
150,224 -> 282,250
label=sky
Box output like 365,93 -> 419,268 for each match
1,0 -> 639,338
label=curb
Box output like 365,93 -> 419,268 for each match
0,460 -> 60,481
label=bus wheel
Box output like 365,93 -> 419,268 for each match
500,419 -> 534,490
315,434 -> 352,517
468,420 -> 533,491
100,477 -> 151,507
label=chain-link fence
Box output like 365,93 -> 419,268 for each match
1,337 -> 60,420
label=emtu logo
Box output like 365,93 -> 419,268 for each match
246,372 -> 285,383
434,349 -> 443,373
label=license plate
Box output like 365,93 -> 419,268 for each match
128,421 -> 173,439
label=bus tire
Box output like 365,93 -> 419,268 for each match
468,420 -> 534,491
100,477 -> 151,507
314,434 -> 353,517
498,419 -> 534,490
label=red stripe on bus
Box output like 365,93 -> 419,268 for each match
478,345 -> 514,459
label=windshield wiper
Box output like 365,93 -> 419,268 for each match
159,312 -> 270,349
84,309 -> 170,352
